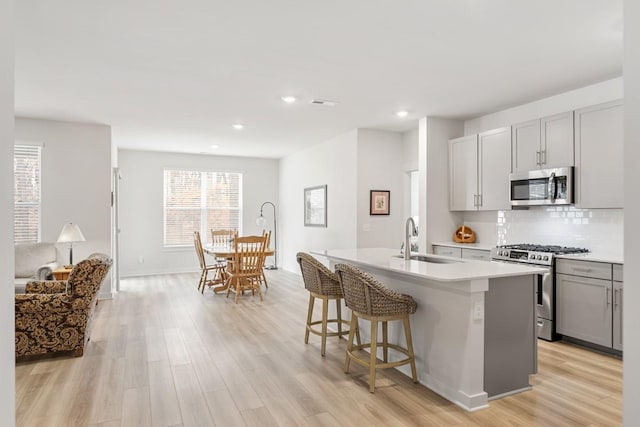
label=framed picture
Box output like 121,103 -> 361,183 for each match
370,190 -> 390,215
304,185 -> 327,227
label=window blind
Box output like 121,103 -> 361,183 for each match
163,169 -> 242,246
14,145 -> 42,243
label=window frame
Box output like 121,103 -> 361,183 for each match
14,143 -> 42,244
162,168 -> 243,248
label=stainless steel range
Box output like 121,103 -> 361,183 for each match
490,244 -> 589,341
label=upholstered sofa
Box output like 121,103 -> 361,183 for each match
15,242 -> 60,293
15,253 -> 112,358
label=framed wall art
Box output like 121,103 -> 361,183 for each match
304,185 -> 327,227
370,190 -> 390,215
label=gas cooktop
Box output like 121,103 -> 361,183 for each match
491,244 -> 589,266
496,244 -> 589,255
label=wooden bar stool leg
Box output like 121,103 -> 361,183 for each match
336,298 -> 343,336
321,296 -> 328,356
369,318 -> 378,393
305,294 -> 314,344
345,312 -> 357,373
403,315 -> 418,383
382,320 -> 388,362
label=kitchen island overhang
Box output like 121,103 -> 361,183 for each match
311,248 -> 546,412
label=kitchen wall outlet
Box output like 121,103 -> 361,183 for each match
473,301 -> 484,321
138,255 -> 144,264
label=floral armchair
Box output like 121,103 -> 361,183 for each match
15,253 -> 112,358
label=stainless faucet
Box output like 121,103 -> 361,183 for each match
405,217 -> 417,260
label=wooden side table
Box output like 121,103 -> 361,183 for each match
52,267 -> 73,281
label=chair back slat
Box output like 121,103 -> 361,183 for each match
211,229 -> 233,246
231,234 -> 268,276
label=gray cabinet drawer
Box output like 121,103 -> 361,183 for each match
433,246 -> 462,258
462,248 -> 490,261
556,259 -> 612,280
613,264 -> 623,282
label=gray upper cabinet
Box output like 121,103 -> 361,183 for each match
478,127 -> 511,211
574,99 -> 624,209
511,119 -> 540,172
449,128 -> 511,211
512,111 -> 574,173
449,134 -> 478,211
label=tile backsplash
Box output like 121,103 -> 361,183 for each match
462,208 -> 623,255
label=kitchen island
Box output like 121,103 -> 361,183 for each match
311,248 -> 545,411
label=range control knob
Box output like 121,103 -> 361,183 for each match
543,256 -> 549,261
529,254 -> 535,259
536,255 -> 542,260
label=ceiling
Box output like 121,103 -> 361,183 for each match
15,1 -> 623,159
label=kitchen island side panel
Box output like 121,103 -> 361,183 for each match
484,274 -> 537,398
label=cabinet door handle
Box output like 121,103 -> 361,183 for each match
478,194 -> 482,207
606,287 -> 611,306
541,150 -> 547,165
536,151 -> 540,166
572,267 -> 592,273
614,289 -> 619,308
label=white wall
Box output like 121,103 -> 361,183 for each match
402,128 -> 419,224
0,1 -> 15,424
279,130 -> 358,273
464,77 -> 623,135
117,149 -> 279,276
356,129 -> 405,249
422,117 -> 464,251
624,1 -> 639,424
15,118 -> 113,298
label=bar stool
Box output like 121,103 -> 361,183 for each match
335,263 -> 418,393
296,252 -> 355,356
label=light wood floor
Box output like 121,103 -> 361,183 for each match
16,269 -> 622,427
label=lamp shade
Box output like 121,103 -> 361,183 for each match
57,223 -> 86,243
256,215 -> 267,228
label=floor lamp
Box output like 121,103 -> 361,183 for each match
57,223 -> 86,267
256,201 -> 277,270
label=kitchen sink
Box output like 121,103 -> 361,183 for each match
393,254 -> 460,264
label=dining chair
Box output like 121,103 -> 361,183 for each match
193,231 -> 226,293
259,229 -> 272,289
226,233 -> 268,303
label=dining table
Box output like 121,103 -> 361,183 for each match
202,243 -> 275,293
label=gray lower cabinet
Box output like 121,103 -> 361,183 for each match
556,259 -> 623,351
432,245 -> 490,261
613,264 -> 623,351
462,248 -> 491,261
433,245 -> 462,258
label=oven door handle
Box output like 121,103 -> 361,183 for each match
548,172 -> 556,201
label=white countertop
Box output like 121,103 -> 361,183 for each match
556,252 -> 623,264
311,248 -> 546,282
431,241 -> 495,251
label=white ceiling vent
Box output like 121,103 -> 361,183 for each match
310,99 -> 339,107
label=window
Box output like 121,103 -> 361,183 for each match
14,144 -> 42,243
163,169 -> 242,246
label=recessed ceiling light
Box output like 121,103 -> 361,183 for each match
232,123 -> 244,130
396,110 -> 409,118
281,96 -> 297,103
210,144 -> 219,149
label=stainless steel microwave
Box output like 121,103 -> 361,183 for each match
509,167 -> 574,206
